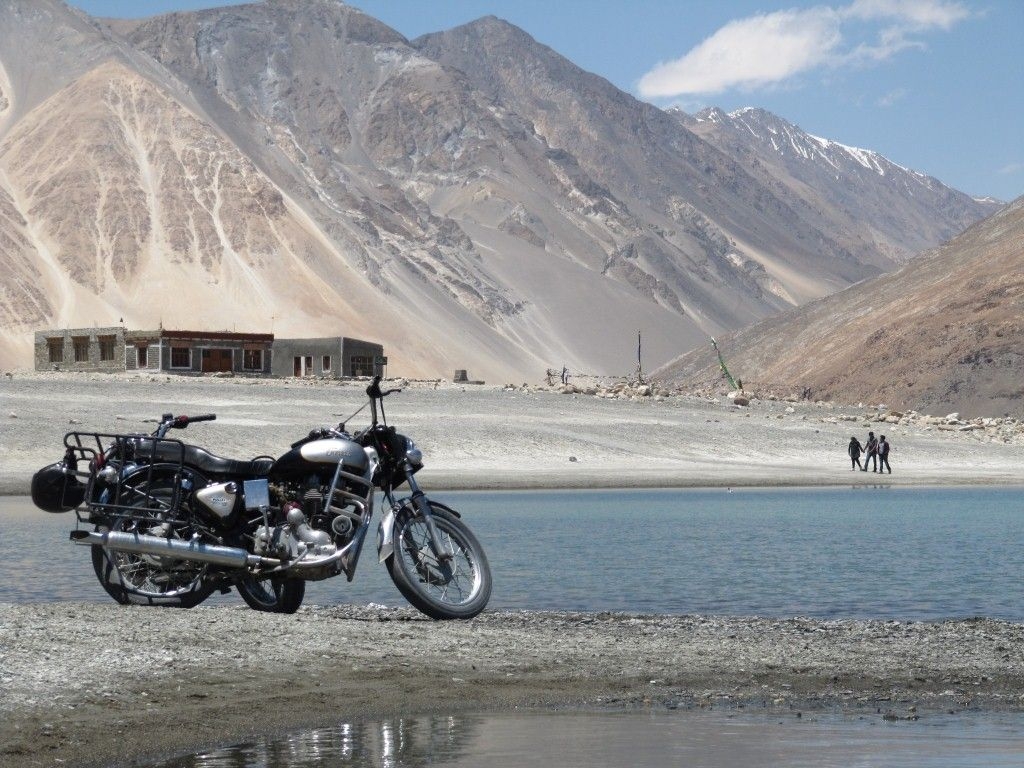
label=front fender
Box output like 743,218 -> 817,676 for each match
377,506 -> 397,563
377,498 -> 460,563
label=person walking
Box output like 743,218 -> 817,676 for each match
862,431 -> 879,472
847,436 -> 863,470
877,435 -> 892,474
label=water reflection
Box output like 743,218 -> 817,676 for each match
160,715 -> 478,768
150,711 -> 1024,768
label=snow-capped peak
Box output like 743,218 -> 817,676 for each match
713,106 -> 933,182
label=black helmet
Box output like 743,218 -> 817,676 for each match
31,462 -> 85,513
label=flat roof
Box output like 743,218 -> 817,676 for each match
159,330 -> 274,342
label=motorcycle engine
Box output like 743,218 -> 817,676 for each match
254,501 -> 338,560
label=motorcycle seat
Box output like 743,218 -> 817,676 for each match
184,446 -> 271,478
128,438 -> 271,479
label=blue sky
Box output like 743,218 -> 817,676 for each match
72,0 -> 1023,201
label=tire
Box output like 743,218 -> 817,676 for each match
386,501 -> 491,620
90,471 -> 215,608
236,575 -> 305,613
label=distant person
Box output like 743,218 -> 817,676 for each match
862,431 -> 879,472
847,436 -> 863,470
878,435 -> 892,474
561,365 -> 568,385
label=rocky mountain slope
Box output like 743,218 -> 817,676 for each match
0,0 -> 1002,380
656,196 -> 1024,418
677,107 -> 998,267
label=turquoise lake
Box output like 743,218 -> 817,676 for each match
2,486 -> 1022,619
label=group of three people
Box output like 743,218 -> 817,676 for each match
848,431 -> 891,473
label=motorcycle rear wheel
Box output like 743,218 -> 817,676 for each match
236,575 -> 305,613
90,473 -> 215,608
386,502 -> 491,620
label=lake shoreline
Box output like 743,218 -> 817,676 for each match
2,604 -> 1023,767
8,475 -> 1024,497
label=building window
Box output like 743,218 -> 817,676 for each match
322,355 -> 331,373
72,336 -> 89,363
350,355 -> 373,377
137,346 -> 148,368
98,335 -> 116,362
47,338 -> 63,363
243,349 -> 263,371
170,346 -> 191,368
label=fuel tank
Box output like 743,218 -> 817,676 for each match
269,437 -> 369,482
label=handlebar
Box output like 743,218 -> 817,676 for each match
366,375 -> 401,399
178,413 -> 216,425
364,375 -> 401,429
154,412 -> 217,437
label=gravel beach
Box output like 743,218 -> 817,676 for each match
3,604 -> 1024,767
2,372 -> 1023,766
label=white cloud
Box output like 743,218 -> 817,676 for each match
841,27 -> 923,65
998,162 -> 1024,176
844,0 -> 970,30
638,9 -> 841,98
638,0 -> 971,99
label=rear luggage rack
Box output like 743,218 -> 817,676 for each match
64,431 -> 189,521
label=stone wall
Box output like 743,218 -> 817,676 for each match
34,327 -> 125,372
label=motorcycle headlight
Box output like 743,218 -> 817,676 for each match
405,438 -> 423,467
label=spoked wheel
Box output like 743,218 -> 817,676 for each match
237,575 -> 305,613
91,472 -> 215,608
386,501 -> 491,620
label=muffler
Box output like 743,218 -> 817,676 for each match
70,529 -> 277,569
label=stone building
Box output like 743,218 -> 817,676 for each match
124,329 -> 274,375
35,327 -> 127,373
271,337 -> 385,378
35,327 -> 384,378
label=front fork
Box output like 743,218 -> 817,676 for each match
377,464 -> 453,564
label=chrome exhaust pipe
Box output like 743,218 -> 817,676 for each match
70,530 -> 277,569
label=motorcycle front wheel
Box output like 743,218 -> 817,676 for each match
90,472 -> 215,608
236,575 -> 305,613
386,501 -> 491,620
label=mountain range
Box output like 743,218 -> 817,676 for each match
0,0 -> 1002,380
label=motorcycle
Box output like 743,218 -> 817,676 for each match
30,376 -> 492,619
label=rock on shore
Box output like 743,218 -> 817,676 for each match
2,603 -> 1023,766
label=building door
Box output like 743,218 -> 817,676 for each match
292,356 -> 314,376
201,348 -> 233,372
